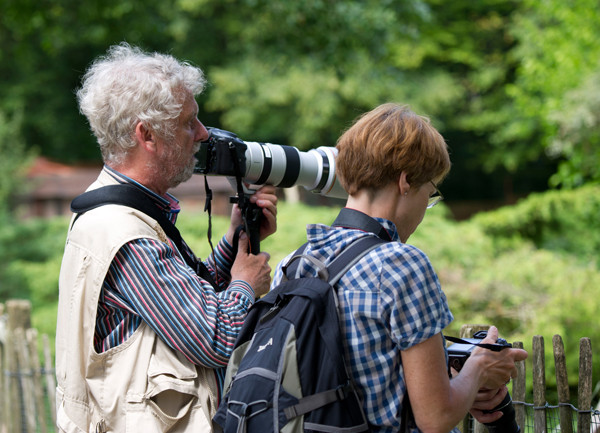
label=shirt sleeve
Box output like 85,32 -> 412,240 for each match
105,237 -> 255,368
181,235 -> 236,291
379,244 -> 454,350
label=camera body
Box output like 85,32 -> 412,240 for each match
194,127 -> 347,199
447,330 -> 520,433
447,330 -> 512,373
194,127 -> 347,253
195,128 -> 248,179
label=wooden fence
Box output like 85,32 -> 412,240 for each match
459,324 -> 597,433
1,300 -> 56,433
0,304 -> 597,433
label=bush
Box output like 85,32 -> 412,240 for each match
472,184 -> 600,263
0,216 -> 68,301
0,107 -> 36,219
413,197 -> 600,399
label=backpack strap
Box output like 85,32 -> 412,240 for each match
70,183 -> 218,290
283,382 -> 355,420
282,235 -> 386,284
326,235 -> 387,286
281,235 -> 387,422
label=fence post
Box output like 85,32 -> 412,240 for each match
533,335 -> 546,433
15,327 -> 37,433
577,338 -> 592,433
0,302 -> 5,433
28,328 -> 49,433
5,300 -> 32,433
43,334 -> 56,427
553,335 -> 573,433
512,341 -> 526,431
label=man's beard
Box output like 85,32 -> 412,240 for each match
167,157 -> 196,188
159,141 -> 199,190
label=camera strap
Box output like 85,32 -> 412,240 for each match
227,143 -> 263,254
332,208 -> 393,241
445,336 -> 511,352
71,183 -> 219,290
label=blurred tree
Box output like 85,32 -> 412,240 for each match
1,0 -> 596,196
0,106 -> 35,218
185,0 -> 461,149
462,0 -> 600,187
0,0 -> 223,162
190,0 -> 555,200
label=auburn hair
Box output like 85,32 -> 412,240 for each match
336,103 -> 450,195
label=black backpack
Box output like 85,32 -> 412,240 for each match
213,235 -> 387,433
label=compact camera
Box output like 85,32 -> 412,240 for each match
447,330 -> 512,373
447,330 -> 520,433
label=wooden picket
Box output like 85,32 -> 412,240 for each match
461,325 -> 595,433
0,302 -> 597,433
1,300 -> 55,433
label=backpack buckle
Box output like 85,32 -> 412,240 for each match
336,383 -> 352,400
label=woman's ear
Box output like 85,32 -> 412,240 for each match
398,171 -> 411,196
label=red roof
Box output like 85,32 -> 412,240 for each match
25,157 -> 234,200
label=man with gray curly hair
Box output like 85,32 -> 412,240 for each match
56,43 -> 278,432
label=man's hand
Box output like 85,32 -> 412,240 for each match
227,185 -> 278,246
230,232 -> 271,298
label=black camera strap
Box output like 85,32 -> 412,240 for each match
445,336 -> 512,352
70,183 -> 219,290
332,208 -> 393,241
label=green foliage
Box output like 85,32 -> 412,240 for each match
202,0 -> 456,150
471,185 -> 600,262
4,0 -> 599,192
0,215 -> 68,344
0,107 -> 36,218
478,0 -> 600,185
547,71 -> 600,188
0,217 -> 67,300
413,194 -> 600,398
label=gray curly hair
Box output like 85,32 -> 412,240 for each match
76,42 -> 206,165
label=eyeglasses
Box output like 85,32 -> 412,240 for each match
427,181 -> 444,209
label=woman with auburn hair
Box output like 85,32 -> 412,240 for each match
271,103 -> 527,433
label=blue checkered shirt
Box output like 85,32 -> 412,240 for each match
271,216 -> 457,433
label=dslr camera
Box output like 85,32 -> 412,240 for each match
447,330 -> 520,433
194,128 -> 347,199
194,128 -> 347,252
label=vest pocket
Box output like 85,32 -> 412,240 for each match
125,346 -> 212,431
126,384 -> 211,432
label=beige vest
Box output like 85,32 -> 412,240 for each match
56,172 -> 219,432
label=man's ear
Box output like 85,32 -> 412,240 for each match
135,121 -> 157,152
398,171 -> 411,196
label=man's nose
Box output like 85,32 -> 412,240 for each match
196,121 -> 209,142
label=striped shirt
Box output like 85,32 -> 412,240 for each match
271,215 -> 457,433
94,166 -> 255,394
